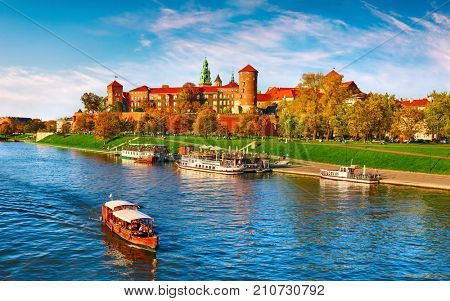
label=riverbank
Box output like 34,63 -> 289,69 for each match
34,134 -> 450,190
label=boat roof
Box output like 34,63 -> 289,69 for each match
113,209 -> 153,223
104,200 -> 137,210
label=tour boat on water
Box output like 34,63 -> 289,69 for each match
177,152 -> 246,175
102,197 -> 158,249
320,164 -> 381,184
121,144 -> 170,163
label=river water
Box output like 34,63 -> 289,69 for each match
0,142 -> 449,280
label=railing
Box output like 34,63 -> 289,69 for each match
320,170 -> 381,180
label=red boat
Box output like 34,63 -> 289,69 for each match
134,156 -> 157,164
102,199 -> 158,249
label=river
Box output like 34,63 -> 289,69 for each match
0,142 -> 449,280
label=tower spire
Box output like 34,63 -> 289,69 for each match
230,71 -> 235,83
199,58 -> 212,86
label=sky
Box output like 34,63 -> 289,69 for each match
0,0 -> 449,120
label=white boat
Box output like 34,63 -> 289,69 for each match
121,144 -> 170,162
320,165 -> 381,184
177,153 -> 245,175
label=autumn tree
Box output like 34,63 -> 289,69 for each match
295,73 -> 324,139
167,114 -> 193,134
391,106 -> 425,142
321,71 -> 352,140
175,83 -> 202,113
0,120 -> 15,136
136,109 -> 168,135
193,105 -> 218,137
45,120 -> 57,132
81,92 -> 105,113
73,113 -> 94,134
424,91 -> 450,139
237,108 -> 259,136
257,114 -> 275,136
94,111 -> 121,141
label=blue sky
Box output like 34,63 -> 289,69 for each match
0,0 -> 449,119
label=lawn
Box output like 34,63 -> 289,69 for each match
38,134 -> 133,151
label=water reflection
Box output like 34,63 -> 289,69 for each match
101,225 -> 157,281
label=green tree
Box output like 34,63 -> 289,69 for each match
81,92 -> 105,113
24,119 -> 46,133
424,91 -> 450,139
193,105 -> 218,137
278,110 -> 301,139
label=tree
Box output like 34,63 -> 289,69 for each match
424,91 -> 450,139
81,92 -> 105,113
24,119 -> 46,133
94,112 -> 121,141
136,109 -> 168,135
193,105 -> 218,137
295,73 -> 324,139
0,120 -> 15,136
175,83 -> 202,113
60,121 -> 72,136
167,114 -> 193,134
237,108 -> 259,136
119,118 -> 136,133
45,120 -> 57,132
73,113 -> 94,134
320,71 -> 352,140
257,115 -> 275,136
391,106 -> 425,142
278,110 -> 301,139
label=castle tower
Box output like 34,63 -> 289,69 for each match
234,64 -> 258,113
199,58 -> 212,86
214,74 -> 222,86
230,71 -> 235,83
107,80 -> 123,109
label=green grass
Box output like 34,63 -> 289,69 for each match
38,134 -> 132,151
36,134 -> 450,175
158,136 -> 450,175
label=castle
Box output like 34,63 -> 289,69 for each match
107,58 -> 261,114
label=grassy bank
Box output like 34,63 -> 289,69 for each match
37,134 -> 132,152
37,134 -> 450,175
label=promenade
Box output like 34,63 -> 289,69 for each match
273,160 -> 450,191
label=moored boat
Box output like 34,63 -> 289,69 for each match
320,165 -> 381,184
102,197 -> 158,249
121,144 -> 170,163
177,151 -> 246,175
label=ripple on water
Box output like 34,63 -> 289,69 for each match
0,143 -> 449,280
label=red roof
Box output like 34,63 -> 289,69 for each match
221,82 -> 239,88
239,64 -> 258,73
325,70 -> 342,78
108,80 -> 123,87
343,81 -> 354,86
265,87 -> 297,100
149,87 -> 182,94
129,85 -> 149,92
400,98 -> 430,107
257,93 -> 271,102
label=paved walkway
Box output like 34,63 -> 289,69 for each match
273,161 -> 450,191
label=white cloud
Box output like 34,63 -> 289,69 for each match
0,67 -> 107,120
363,1 -> 413,31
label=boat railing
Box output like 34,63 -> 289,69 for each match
320,170 -> 381,180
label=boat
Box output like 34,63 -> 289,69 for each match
320,164 -> 381,184
177,152 -> 246,175
121,144 -> 170,163
101,197 -> 158,249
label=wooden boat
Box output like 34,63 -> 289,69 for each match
102,198 -> 158,249
134,156 -> 156,164
320,165 -> 381,184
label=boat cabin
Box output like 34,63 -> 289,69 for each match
113,209 -> 154,238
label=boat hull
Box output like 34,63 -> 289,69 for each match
103,218 -> 158,249
320,174 -> 379,184
176,162 -> 244,175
